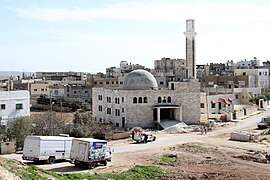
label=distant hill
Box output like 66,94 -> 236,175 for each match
0,71 -> 33,80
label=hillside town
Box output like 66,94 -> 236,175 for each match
1,19 -> 270,179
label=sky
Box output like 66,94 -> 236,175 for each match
1,0 -> 270,73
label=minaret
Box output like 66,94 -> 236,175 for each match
184,19 -> 197,79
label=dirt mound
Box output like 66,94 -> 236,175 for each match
162,122 -> 196,134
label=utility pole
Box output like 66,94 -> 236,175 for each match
49,90 -> 53,136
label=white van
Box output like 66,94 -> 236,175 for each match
22,135 -> 73,164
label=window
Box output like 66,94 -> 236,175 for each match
167,96 -> 171,103
99,82 -> 103,84
0,104 -> 5,110
85,91 -> 88,93
138,97 -> 142,103
158,97 -> 162,103
122,97 -> 124,102
235,95 -> 238,99
143,97 -> 147,103
160,81 -> 164,85
162,97 -> 166,103
34,89 -> 37,91
74,91 -> 76,94
211,103 -> 215,108
98,95 -> 102,101
106,82 -> 109,84
200,103 -> 205,108
259,72 -> 262,76
115,109 -> 120,116
41,89 -> 45,91
238,81 -> 245,86
16,103 -> 23,110
107,108 -> 111,114
208,82 -> 214,86
115,97 -> 120,104
98,105 -> 102,112
122,108 -> 124,113
107,97 -> 111,103
133,97 -> 137,103
120,81 -> 123,84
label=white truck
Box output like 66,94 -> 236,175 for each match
22,135 -> 73,164
70,138 -> 112,169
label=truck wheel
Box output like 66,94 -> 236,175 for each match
48,157 -> 55,164
74,162 -> 80,167
87,163 -> 95,169
144,135 -> 148,143
153,137 -> 156,141
33,160 -> 39,164
103,160 -> 107,166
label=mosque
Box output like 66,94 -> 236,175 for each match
92,19 -> 200,129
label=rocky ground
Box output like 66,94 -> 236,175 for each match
1,123 -> 270,179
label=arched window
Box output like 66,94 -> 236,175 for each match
133,97 -> 137,103
138,97 -> 142,103
167,96 -> 171,103
143,97 -> 147,103
158,96 -> 162,103
163,97 -> 166,103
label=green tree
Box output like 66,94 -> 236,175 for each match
69,111 -> 105,138
4,117 -> 33,150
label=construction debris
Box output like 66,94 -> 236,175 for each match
230,131 -> 259,142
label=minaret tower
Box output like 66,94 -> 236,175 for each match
184,19 -> 197,79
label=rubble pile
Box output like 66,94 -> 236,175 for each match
230,131 -> 259,142
162,122 -> 196,134
235,152 -> 270,164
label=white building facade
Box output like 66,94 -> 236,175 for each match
0,91 -> 30,126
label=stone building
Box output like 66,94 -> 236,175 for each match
152,57 -> 186,84
92,19 -> 200,129
92,70 -> 200,129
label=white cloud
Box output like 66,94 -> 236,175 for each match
9,1 -> 270,25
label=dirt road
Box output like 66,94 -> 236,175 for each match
1,109 -> 270,179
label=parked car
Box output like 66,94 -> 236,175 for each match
257,116 -> 270,129
132,131 -> 156,143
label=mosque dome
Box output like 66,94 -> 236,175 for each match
123,69 -> 158,90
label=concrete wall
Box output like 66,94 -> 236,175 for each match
0,142 -> 16,154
